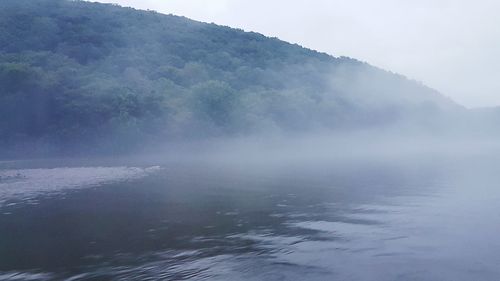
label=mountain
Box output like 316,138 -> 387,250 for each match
0,0 -> 462,155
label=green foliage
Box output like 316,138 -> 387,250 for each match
0,0 -> 457,155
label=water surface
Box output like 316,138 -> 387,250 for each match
1,155 -> 500,280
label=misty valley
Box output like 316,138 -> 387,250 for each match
1,0 -> 500,281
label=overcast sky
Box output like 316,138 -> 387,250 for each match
94,0 -> 500,108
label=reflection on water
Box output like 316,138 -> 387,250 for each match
1,156 -> 500,280
0,166 -> 161,207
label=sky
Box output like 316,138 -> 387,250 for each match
93,0 -> 500,108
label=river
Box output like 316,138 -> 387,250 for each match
1,153 -> 500,280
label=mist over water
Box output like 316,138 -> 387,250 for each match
1,1 -> 500,280
1,146 -> 500,281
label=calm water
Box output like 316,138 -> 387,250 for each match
1,154 -> 500,280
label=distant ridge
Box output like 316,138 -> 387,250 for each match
0,0 -> 462,155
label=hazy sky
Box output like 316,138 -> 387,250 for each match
94,0 -> 500,108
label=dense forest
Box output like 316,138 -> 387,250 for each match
0,0 -> 465,155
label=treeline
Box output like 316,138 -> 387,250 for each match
0,0 -> 459,155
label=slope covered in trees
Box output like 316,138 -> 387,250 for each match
0,0 -> 461,155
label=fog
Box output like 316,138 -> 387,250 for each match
3,1 -> 500,280
94,0 -> 500,108
3,0 -> 500,159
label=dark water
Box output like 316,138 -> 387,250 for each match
1,155 -> 500,280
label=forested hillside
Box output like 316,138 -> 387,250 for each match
0,0 -> 460,155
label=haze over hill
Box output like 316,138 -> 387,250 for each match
4,2 -> 500,280
0,0 -> 494,157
